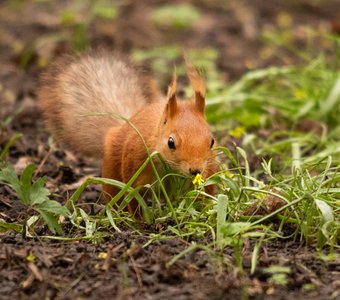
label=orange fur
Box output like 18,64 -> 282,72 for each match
38,51 -> 218,217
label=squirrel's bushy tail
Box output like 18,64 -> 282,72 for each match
38,51 -> 159,158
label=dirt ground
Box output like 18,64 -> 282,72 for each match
0,0 -> 340,299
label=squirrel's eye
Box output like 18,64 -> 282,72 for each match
210,138 -> 215,149
168,137 -> 176,150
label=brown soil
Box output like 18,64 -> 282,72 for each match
1,1 -> 339,299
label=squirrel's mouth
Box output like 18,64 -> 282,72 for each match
165,160 -> 206,175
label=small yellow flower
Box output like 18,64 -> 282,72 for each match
26,251 -> 35,262
192,173 -> 204,186
225,169 -> 234,178
294,89 -> 307,100
228,126 -> 245,138
98,252 -> 108,259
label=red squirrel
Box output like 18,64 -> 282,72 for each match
38,50 -> 218,215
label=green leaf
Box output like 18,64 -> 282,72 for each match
36,209 -> 63,235
0,164 -> 21,193
319,76 -> 340,117
29,176 -> 50,205
105,207 -> 122,233
151,4 -> 201,29
315,199 -> 334,223
221,222 -> 252,236
0,221 -> 22,233
216,194 -> 228,244
20,164 -> 35,205
79,208 -> 96,237
0,163 -> 70,235
37,200 -> 70,217
26,215 -> 40,228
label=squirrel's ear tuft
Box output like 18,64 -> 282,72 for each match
165,67 -> 178,120
184,54 -> 206,115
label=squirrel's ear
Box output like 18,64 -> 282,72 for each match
165,68 -> 178,120
185,54 -> 206,115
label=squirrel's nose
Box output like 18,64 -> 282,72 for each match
189,168 -> 202,175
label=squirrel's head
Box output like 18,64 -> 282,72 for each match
158,63 -> 216,177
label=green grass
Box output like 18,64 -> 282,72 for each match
1,29 -> 339,281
